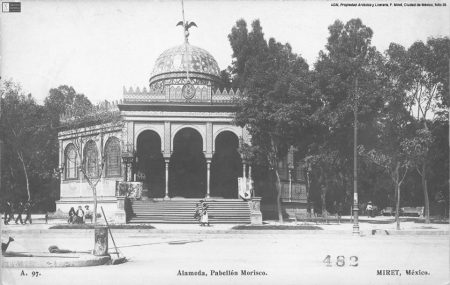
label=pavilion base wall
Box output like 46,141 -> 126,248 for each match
55,197 -> 119,223
261,202 -> 307,220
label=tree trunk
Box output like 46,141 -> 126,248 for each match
320,168 -> 327,216
395,182 -> 401,230
305,168 -> 310,210
93,185 -> 98,224
394,164 -> 401,230
274,169 -> 283,223
17,151 -> 31,201
321,185 -> 327,217
421,163 -> 430,223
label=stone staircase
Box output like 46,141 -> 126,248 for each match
128,199 -> 251,224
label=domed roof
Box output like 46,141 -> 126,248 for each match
150,43 -> 221,86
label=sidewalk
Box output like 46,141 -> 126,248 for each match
2,252 -> 111,268
2,218 -> 448,236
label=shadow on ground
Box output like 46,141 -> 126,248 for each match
232,225 -> 323,230
49,224 -> 156,229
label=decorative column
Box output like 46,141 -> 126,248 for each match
248,165 -> 253,197
100,134 -> 106,178
59,140 -> 63,171
122,155 -> 134,182
123,163 -> 128,182
163,121 -> 171,200
164,160 -> 169,199
205,122 -> 213,199
206,161 -> 211,199
129,161 -> 134,182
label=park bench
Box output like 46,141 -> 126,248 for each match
400,207 -> 424,217
295,214 -> 340,224
381,207 -> 395,216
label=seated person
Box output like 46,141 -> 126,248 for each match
84,205 -> 93,223
75,206 -> 84,224
68,207 -> 76,224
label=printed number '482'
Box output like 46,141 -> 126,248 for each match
323,255 -> 358,267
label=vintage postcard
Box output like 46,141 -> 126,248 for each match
1,0 -> 449,284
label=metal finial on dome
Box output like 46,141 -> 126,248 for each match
176,21 -> 197,44
176,0 -> 197,44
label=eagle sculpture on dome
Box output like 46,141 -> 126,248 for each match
176,21 -> 197,43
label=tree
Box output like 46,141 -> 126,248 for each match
229,19 -> 311,222
358,41 -> 417,229
359,147 -> 411,230
0,80 -> 49,202
387,37 -> 450,223
70,137 -> 104,224
309,18 -> 384,214
43,85 -> 93,174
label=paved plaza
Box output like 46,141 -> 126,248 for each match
1,221 -> 449,285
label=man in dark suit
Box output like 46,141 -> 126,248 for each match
23,201 -> 32,224
4,201 -> 13,225
14,202 -> 24,224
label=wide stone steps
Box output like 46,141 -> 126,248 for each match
129,199 -> 251,224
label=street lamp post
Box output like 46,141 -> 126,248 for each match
352,78 -> 360,235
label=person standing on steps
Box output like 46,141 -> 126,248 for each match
200,200 -> 209,227
194,202 -> 201,225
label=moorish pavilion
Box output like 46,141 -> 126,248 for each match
56,18 -> 307,224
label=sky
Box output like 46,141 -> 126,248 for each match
1,0 -> 449,104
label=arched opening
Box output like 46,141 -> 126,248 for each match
136,130 -> 165,198
105,137 -> 121,177
84,140 -> 98,178
64,144 -> 78,180
170,127 -> 206,198
211,131 -> 242,198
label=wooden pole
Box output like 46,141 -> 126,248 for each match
100,206 -> 120,259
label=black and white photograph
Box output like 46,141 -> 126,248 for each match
0,0 -> 449,284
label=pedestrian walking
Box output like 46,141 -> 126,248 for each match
23,201 -> 33,224
14,202 -> 24,225
334,201 -> 343,224
4,201 -> 13,225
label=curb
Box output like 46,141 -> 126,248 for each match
2,253 -> 111,268
383,230 -> 449,236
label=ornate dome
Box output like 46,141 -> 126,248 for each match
149,43 -> 221,88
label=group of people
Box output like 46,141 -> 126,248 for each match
68,205 -> 92,224
3,201 -> 33,225
194,200 -> 209,226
